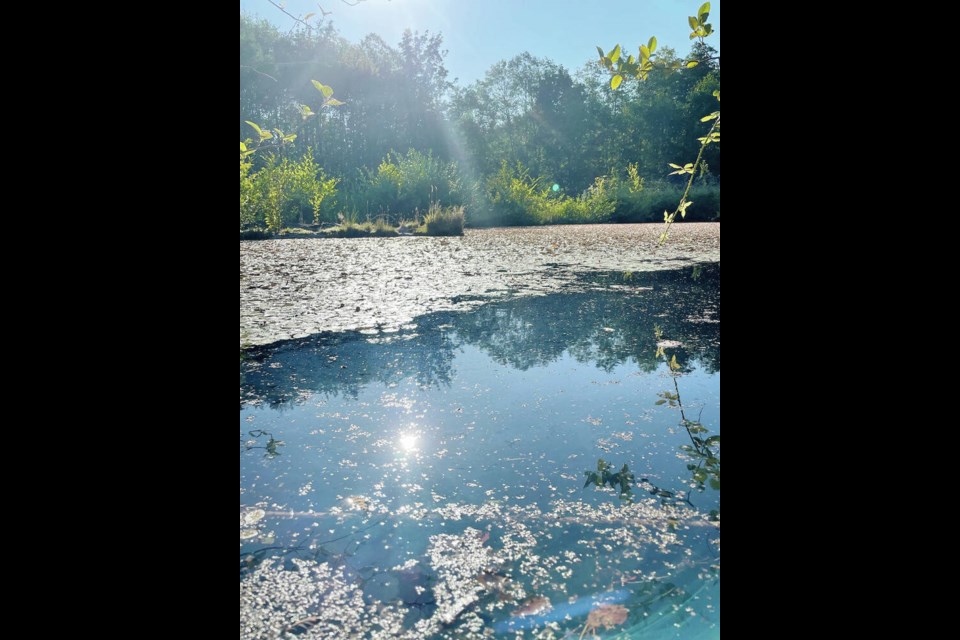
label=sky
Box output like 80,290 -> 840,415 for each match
239,0 -> 720,85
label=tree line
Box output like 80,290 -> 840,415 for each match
239,14 -> 720,232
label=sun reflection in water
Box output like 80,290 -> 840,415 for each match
398,432 -> 419,453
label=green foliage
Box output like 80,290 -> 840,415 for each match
240,160 -> 259,229
238,13 -> 719,235
610,180 -> 719,223
482,161 -> 542,226
598,3 -> 720,243
257,156 -> 292,234
285,151 -> 339,224
241,153 -> 340,233
479,161 -> 615,226
354,150 -> 469,220
535,176 -> 616,224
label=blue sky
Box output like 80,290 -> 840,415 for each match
239,0 -> 720,85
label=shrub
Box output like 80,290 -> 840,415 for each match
354,149 -> 470,219
480,161 -> 541,226
246,153 -> 340,233
611,179 -> 719,222
240,160 -> 259,229
478,161 -> 615,226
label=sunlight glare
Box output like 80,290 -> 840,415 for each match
399,432 -> 419,452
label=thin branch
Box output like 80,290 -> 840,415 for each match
240,65 -> 277,82
266,0 -> 314,30
659,115 -> 719,245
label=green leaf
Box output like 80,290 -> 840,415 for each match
686,60 -> 699,68
648,36 -> 657,52
609,44 -> 621,63
610,74 -> 623,90
597,46 -> 606,59
640,44 -> 650,61
705,435 -> 720,446
709,478 -> 721,490
245,121 -> 263,137
240,141 -> 247,152
655,399 -> 667,405
326,98 -> 346,106
698,3 -> 711,20
668,163 -> 682,169
701,112 -> 719,122
688,16 -> 699,30
703,24 -> 713,36
627,54 -> 635,65
312,80 -> 334,98
303,12 -> 315,20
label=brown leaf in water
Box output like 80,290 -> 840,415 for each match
586,603 -> 628,629
511,595 -> 551,617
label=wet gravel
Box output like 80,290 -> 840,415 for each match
240,223 -> 720,346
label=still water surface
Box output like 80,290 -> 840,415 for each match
240,265 -> 720,639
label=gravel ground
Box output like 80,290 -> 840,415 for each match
240,223 -> 720,346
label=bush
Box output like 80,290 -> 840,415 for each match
535,176 -> 616,224
480,161 -> 540,226
476,161 -> 615,226
611,179 -> 719,222
240,161 -> 259,229
244,153 -> 340,233
353,149 -> 470,220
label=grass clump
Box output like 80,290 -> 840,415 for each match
421,203 -> 465,236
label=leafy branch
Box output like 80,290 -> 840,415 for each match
598,2 -> 719,244
240,80 -> 345,161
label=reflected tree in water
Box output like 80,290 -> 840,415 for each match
240,266 -> 719,408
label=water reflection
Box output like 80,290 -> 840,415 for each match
240,265 -> 719,408
239,265 -> 720,639
398,432 -> 420,453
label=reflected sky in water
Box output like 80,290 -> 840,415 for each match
240,266 -> 720,639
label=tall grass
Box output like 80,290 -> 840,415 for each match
422,203 -> 466,236
351,149 -> 471,221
